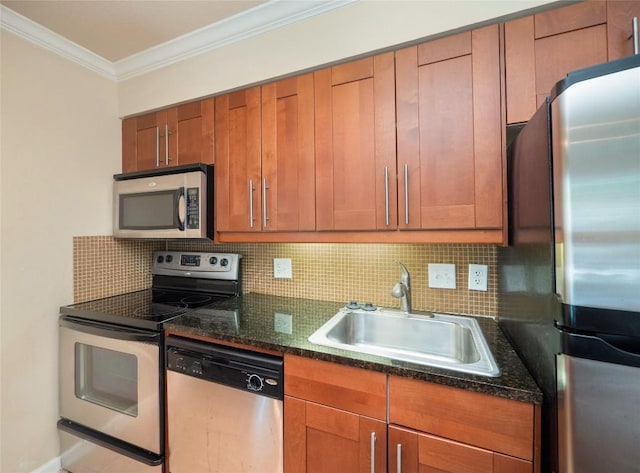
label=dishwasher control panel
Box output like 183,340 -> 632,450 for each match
166,336 -> 284,400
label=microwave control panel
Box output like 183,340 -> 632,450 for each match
186,188 -> 200,229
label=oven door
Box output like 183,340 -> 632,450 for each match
59,317 -> 162,454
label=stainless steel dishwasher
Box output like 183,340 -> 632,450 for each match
166,336 -> 284,473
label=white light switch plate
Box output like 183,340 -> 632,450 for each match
273,258 -> 292,279
468,264 -> 488,291
274,312 -> 293,334
428,263 -> 456,289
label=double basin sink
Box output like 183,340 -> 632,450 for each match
308,307 -> 500,377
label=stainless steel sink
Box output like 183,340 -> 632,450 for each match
308,308 -> 500,377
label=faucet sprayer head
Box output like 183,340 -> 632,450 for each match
395,261 -> 410,285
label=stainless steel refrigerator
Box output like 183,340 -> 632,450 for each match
499,55 -> 640,473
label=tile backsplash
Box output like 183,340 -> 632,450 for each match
74,236 -> 498,317
73,236 -> 164,303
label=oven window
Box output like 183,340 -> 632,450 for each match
119,190 -> 178,229
75,343 -> 138,417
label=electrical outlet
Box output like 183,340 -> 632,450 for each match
274,312 -> 293,334
273,258 -> 292,279
428,263 -> 456,289
468,264 -> 488,291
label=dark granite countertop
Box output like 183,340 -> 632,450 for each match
164,292 -> 542,404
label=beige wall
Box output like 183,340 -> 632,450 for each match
118,0 -> 559,117
0,31 -> 120,472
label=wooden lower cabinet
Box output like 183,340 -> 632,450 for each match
284,355 -> 387,473
388,425 -> 532,473
283,356 -> 539,473
285,396 -> 387,473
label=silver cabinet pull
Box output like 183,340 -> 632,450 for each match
397,443 -> 402,473
633,17 -> 639,55
262,178 -> 269,228
370,432 -> 377,473
384,167 -> 390,226
403,163 -> 409,225
155,127 -> 160,167
165,124 -> 170,165
248,179 -> 255,228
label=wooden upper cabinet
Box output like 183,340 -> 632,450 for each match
396,25 -> 503,233
607,1 -> 640,60
122,110 -> 167,173
505,0 -> 640,124
166,99 -> 214,166
122,98 -> 214,172
315,52 -> 397,231
215,87 -> 262,232
261,74 -> 316,232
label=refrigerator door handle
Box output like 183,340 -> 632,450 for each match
561,331 -> 640,368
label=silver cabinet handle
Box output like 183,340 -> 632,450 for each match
155,127 -> 160,167
384,167 -> 390,226
633,17 -> 639,55
397,443 -> 402,473
403,163 -> 409,225
262,178 -> 269,228
370,432 -> 376,473
165,124 -> 170,165
249,179 -> 255,228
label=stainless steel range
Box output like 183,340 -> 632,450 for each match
58,251 -> 241,473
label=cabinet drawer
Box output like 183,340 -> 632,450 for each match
284,355 -> 386,420
389,376 -> 534,460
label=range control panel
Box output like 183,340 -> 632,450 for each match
152,251 -> 241,280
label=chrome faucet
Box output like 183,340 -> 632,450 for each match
391,261 -> 412,313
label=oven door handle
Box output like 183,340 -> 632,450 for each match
58,419 -> 163,466
60,316 -> 160,343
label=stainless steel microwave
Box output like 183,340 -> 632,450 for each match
113,164 -> 213,239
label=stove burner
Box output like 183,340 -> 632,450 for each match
180,294 -> 213,306
133,302 -> 188,319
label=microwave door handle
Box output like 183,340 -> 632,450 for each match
175,188 -> 185,231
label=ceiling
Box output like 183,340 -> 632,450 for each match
1,0 -> 267,61
0,0 -> 352,80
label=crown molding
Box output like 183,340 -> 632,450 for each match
114,0 -> 355,81
0,5 -> 116,80
1,0 -> 355,82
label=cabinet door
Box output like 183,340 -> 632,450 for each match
505,1 -> 608,123
315,53 -> 396,231
261,74 -> 315,231
215,87 -> 262,232
389,425 -> 419,473
607,1 -> 640,60
166,98 -> 214,167
122,110 -> 167,172
396,25 -> 503,232
389,426 -> 532,473
284,396 -> 386,473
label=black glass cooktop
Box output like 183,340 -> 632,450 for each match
60,288 -> 235,331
